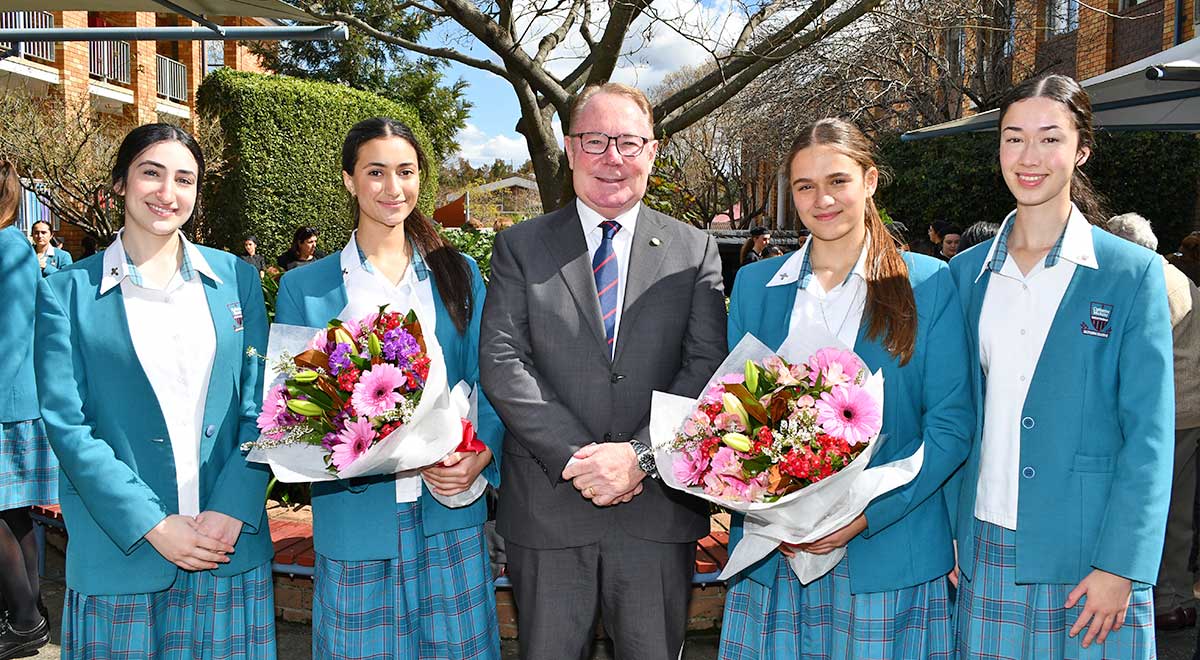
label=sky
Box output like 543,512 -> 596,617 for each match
437,0 -> 748,167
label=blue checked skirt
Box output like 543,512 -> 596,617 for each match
0,418 -> 58,510
61,560 -> 276,660
956,519 -> 1156,659
312,501 -> 501,660
719,554 -> 954,660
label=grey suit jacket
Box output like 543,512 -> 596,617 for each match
480,202 -> 727,549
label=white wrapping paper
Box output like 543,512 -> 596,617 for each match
247,322 -> 465,483
650,329 -> 925,584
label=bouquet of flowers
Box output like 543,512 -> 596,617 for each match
671,348 -> 881,503
247,307 -> 484,501
651,329 -> 925,584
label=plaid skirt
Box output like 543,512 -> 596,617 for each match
719,554 -> 954,660
0,418 -> 58,510
312,501 -> 500,660
955,519 -> 1156,659
61,561 -> 275,660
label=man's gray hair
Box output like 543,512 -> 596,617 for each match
1108,213 -> 1158,251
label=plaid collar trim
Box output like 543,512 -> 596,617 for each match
100,230 -> 218,293
340,231 -> 429,282
976,205 -> 1097,282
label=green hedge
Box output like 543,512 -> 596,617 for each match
877,131 -> 1200,252
197,69 -> 438,261
440,227 -> 496,281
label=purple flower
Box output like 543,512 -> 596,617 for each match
351,363 -> 407,417
328,343 -> 354,376
382,327 -> 420,363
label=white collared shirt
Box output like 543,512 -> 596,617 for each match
767,237 -> 869,348
974,205 -> 1098,529
577,199 -> 639,351
337,232 -> 436,503
102,230 -> 219,518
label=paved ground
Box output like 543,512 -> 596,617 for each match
22,544 -> 1195,659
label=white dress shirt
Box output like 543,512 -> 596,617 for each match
337,232 -> 436,503
577,199 -> 639,351
101,231 -> 218,518
767,237 -> 869,348
974,205 -> 1098,530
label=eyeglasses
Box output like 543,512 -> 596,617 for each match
569,132 -> 652,157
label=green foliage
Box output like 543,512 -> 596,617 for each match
645,154 -> 704,226
876,131 -> 1200,251
248,1 -> 469,161
440,227 -> 496,281
197,69 -> 438,261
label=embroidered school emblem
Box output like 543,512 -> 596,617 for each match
228,302 -> 244,332
1080,301 -> 1112,338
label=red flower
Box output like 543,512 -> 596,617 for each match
700,435 -> 721,457
413,356 -> 431,380
752,427 -> 774,453
337,367 -> 361,392
383,313 -> 403,331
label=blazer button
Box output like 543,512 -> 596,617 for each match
1022,466 -> 1036,479
610,373 -> 625,383
1021,416 -> 1035,430
204,424 -> 216,438
150,438 -> 165,443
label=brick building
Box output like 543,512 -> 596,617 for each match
0,10 -> 272,254
999,0 -> 1194,85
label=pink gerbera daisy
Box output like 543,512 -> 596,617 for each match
256,384 -> 290,438
330,416 -> 376,471
351,363 -> 407,417
815,383 -> 882,446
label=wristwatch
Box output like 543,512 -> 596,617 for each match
630,440 -> 658,478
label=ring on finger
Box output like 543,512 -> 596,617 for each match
585,486 -> 595,497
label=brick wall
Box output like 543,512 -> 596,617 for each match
1076,0 -> 1117,79
1036,31 -> 1078,78
1162,0 -> 1196,47
1113,0 -> 1166,69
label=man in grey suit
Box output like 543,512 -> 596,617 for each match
479,83 -> 727,659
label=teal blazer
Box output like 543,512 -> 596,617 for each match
34,248 -> 273,596
726,253 -> 974,594
41,245 -> 73,276
0,226 -> 40,422
948,227 -> 1173,586
274,252 -> 503,561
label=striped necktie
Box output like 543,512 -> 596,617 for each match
593,220 -> 621,358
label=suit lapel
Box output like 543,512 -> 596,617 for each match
614,208 -> 671,362
541,206 -> 608,351
88,267 -> 167,432
198,267 -> 234,459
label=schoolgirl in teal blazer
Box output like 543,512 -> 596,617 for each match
35,247 -> 273,594
273,251 -> 503,557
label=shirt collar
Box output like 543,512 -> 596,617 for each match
100,230 -> 220,294
576,199 -> 640,239
767,234 -> 870,290
339,230 -> 429,281
975,203 -> 1098,282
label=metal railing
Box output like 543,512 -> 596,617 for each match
88,40 -> 131,86
0,11 -> 55,62
156,54 -> 187,103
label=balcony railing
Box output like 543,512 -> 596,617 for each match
156,54 -> 187,103
0,11 -> 55,63
89,40 -> 131,87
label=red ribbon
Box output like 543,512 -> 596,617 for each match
457,419 -> 486,454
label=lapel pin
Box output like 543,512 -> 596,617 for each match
649,237 -> 662,247
110,267 -> 118,276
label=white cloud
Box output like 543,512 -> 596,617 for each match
452,123 -> 532,167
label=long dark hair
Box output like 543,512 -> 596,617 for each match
290,226 -> 319,254
111,123 -> 206,223
787,118 -> 917,365
0,160 -> 19,229
342,117 -> 472,333
998,74 -> 1111,227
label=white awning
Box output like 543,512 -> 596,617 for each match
902,36 -> 1200,141
1,0 -> 313,22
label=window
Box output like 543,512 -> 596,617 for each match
1119,0 -> 1150,9
1047,0 -> 1078,35
203,40 -> 224,75
1004,0 -> 1016,56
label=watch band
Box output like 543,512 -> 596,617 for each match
631,440 -> 658,478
